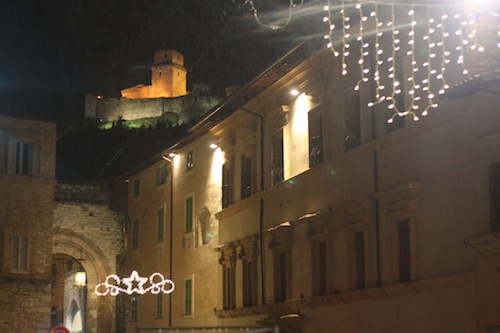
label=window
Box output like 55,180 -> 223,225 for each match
306,212 -> 334,296
222,162 -> 233,208
315,241 -> 328,296
376,181 -> 422,283
184,278 -> 193,315
198,209 -> 212,245
156,293 -> 163,318
344,90 -> 361,151
223,264 -> 236,310
186,151 -> 194,171
217,243 -> 237,310
157,207 -> 164,242
131,294 -> 138,321
7,139 -> 40,176
308,107 -> 323,167
269,227 -> 292,302
241,154 -> 252,199
272,129 -> 284,185
274,251 -> 288,301
156,164 -> 169,186
242,258 -> 257,307
185,196 -> 193,233
11,235 -> 28,273
354,231 -> 365,289
133,179 -> 140,197
132,218 -> 139,249
398,219 -> 411,283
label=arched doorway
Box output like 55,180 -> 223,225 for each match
51,253 -> 87,331
52,231 -> 117,333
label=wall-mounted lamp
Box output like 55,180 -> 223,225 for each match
168,152 -> 176,158
75,271 -> 86,288
290,88 -> 300,96
209,143 -> 219,149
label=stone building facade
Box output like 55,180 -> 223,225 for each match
53,183 -> 124,333
118,6 -> 500,333
0,115 -> 57,332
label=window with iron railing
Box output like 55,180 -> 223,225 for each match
241,155 -> 252,199
272,129 -> 284,185
308,108 -> 323,167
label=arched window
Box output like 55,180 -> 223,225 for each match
198,209 -> 213,245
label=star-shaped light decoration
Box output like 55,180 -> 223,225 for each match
122,270 -> 149,295
95,270 -> 175,296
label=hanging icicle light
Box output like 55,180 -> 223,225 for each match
320,0 -> 495,122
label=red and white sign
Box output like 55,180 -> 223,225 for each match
50,326 -> 70,333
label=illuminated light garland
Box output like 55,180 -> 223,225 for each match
404,6 -> 420,122
324,0 -> 339,57
243,0 -> 302,30
321,1 -> 499,123
341,0 -> 350,76
368,5 -> 386,107
421,7 -> 438,117
95,270 -> 175,296
453,13 -> 470,75
354,2 -> 370,91
385,4 -> 400,124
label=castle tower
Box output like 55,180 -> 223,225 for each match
121,49 -> 187,99
151,49 -> 187,97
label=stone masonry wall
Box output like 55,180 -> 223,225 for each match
0,116 -> 56,332
53,183 -> 124,333
86,94 -> 221,125
54,183 -> 124,272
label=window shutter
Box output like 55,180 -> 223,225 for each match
7,139 -> 16,174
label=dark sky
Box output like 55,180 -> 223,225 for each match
0,0 -> 322,120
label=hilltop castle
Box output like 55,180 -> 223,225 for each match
85,49 -> 222,126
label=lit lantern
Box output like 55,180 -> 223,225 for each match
75,271 -> 86,288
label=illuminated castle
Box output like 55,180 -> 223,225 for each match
85,49 -> 221,126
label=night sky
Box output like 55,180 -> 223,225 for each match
0,0 -> 323,121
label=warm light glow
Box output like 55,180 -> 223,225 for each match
211,147 -> 224,184
75,271 -> 86,287
95,270 -> 175,296
209,143 -> 218,149
290,88 -> 299,96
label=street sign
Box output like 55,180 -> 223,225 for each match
50,326 -> 70,333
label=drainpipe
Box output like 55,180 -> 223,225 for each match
161,154 -> 174,327
374,150 -> 381,286
370,74 -> 381,286
235,106 -> 267,304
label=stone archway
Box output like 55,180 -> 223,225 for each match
53,231 -> 116,333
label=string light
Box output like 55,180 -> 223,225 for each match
386,4 -> 399,124
341,0 -> 350,76
405,5 -> 420,121
95,270 -> 175,296
368,5 -> 386,107
320,0 -> 496,123
243,0 -> 302,30
324,0 -> 339,57
421,7 -> 438,117
354,2 -> 370,91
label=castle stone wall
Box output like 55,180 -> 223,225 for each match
87,94 -> 221,125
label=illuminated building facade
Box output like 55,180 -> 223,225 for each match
119,10 -> 500,333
